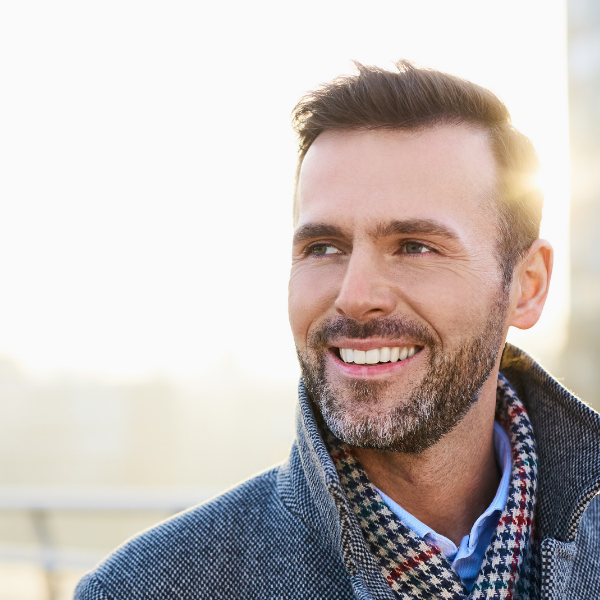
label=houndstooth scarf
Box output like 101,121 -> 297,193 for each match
325,374 -> 540,599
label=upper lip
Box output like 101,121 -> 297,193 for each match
329,338 -> 424,351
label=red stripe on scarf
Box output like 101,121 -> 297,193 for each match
330,447 -> 356,464
386,546 -> 442,585
504,456 -> 533,597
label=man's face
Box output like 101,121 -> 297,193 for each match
288,125 -> 511,453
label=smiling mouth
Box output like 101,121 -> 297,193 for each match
335,345 -> 423,365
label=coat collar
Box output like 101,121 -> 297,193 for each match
292,377 -> 396,597
499,343 -> 600,542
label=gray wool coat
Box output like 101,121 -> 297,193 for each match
75,345 -> 600,600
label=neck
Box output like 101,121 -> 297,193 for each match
352,370 -> 501,546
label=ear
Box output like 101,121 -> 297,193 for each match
509,239 -> 554,330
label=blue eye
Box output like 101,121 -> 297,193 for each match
404,242 -> 430,254
310,244 -> 341,256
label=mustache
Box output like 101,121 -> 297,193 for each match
309,316 -> 437,349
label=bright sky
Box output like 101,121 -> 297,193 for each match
0,0 -> 569,382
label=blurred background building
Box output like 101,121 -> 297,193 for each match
0,0 -> 596,598
563,0 -> 600,406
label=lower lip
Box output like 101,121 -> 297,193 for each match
328,348 -> 422,378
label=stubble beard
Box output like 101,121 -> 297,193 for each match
297,296 -> 509,454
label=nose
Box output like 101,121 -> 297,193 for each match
334,248 -> 396,321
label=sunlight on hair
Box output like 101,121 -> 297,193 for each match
506,126 -> 570,374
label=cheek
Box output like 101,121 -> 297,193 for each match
288,264 -> 341,347
392,264 -> 502,335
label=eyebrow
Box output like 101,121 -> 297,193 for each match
371,219 -> 459,240
292,223 -> 348,246
292,218 -> 459,246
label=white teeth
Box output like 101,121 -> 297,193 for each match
365,349 -> 380,364
353,350 -> 366,364
340,346 -> 419,364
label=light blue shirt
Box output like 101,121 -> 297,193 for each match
377,422 -> 511,591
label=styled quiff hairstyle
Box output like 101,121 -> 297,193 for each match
291,60 -> 543,286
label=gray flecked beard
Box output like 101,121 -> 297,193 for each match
297,297 -> 508,454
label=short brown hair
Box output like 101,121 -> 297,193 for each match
291,60 -> 543,285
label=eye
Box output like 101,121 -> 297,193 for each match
308,244 -> 342,256
402,241 -> 431,254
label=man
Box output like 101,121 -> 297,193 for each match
75,61 -> 600,599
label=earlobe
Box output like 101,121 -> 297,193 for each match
509,239 -> 554,330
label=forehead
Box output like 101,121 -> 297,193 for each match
295,126 -> 498,239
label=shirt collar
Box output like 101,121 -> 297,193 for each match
376,421 -> 511,559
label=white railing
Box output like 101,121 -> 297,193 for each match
0,485 -> 222,600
